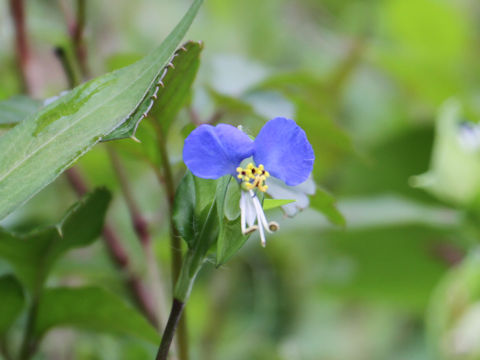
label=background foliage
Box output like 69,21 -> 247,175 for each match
1,0 -> 480,359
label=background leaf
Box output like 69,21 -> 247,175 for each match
310,188 -> 346,227
0,188 -> 110,291
0,274 -> 25,335
34,286 -> 160,344
0,95 -> 42,128
426,252 -> 480,359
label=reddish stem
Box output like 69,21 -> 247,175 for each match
8,0 -> 34,94
65,167 -> 159,327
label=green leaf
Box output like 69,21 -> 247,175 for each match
215,217 -> 247,266
103,41 -> 203,141
173,172 -> 197,248
310,187 -> 345,227
0,188 -> 111,292
173,171 -> 219,250
34,286 -> 160,344
152,41 -> 203,134
320,224 -> 456,311
0,274 -> 25,335
0,0 -> 203,220
263,198 -> 295,211
0,95 -> 42,128
375,0 -> 468,105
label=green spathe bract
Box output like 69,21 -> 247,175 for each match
0,0 -> 203,220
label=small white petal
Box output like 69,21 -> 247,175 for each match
266,176 -> 316,216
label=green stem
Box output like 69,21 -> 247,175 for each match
152,120 -> 190,360
156,250 -> 203,360
155,299 -> 185,360
19,294 -> 40,360
53,46 -> 79,88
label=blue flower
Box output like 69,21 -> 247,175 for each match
183,117 -> 315,246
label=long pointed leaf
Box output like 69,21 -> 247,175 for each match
0,0 -> 203,220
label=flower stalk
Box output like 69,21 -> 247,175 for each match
152,119 -> 190,360
156,249 -> 205,360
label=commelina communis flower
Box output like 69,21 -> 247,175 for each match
182,117 -> 315,247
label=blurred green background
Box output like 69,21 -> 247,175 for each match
2,0 -> 480,359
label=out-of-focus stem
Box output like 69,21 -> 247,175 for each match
56,0 -> 160,330
71,0 -> 89,79
106,146 -> 168,327
152,120 -> 189,360
187,107 -> 201,126
8,0 -> 38,95
54,46 -> 78,88
18,292 -> 40,360
58,0 -> 90,79
327,37 -> 365,100
65,167 -> 159,327
107,147 -> 150,246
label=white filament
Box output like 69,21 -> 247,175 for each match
240,190 -> 276,247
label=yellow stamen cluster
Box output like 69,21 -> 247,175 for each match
236,163 -> 270,192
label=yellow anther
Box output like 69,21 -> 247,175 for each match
245,182 -> 255,190
236,163 -> 270,193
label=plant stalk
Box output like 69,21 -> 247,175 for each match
156,299 -> 185,360
156,250 -> 203,360
53,46 -> 78,88
152,120 -> 190,360
8,0 -> 36,95
19,293 -> 40,360
71,0 -> 89,79
107,146 -> 168,327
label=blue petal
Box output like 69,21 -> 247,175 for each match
183,124 -> 254,179
253,118 -> 314,186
